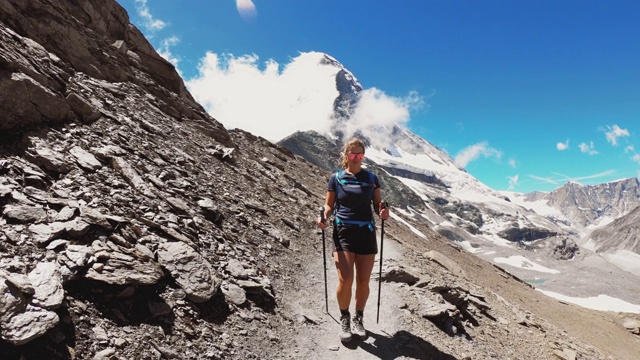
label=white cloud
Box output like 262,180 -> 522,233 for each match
453,142 -> 502,169
236,0 -> 257,21
346,89 -> 421,147
552,170 -> 616,183
507,174 -> 519,191
527,170 -> 615,187
132,0 -> 180,73
605,124 -> 630,146
508,159 -> 517,169
626,146 -> 640,165
185,51 -> 419,142
134,0 -> 166,33
157,36 -> 181,73
573,170 -> 617,181
579,141 -> 598,155
528,174 -> 558,185
556,140 -> 569,151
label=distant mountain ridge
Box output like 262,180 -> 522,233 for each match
524,178 -> 640,229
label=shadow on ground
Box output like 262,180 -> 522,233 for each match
345,329 -> 457,360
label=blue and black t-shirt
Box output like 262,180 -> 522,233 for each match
328,170 -> 381,222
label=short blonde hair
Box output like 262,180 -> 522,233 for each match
340,137 -> 366,169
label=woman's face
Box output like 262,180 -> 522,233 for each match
347,145 -> 365,163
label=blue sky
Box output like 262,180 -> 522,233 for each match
118,0 -> 640,193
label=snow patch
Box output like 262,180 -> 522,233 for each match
493,255 -> 560,274
538,290 -> 640,314
602,250 -> 640,276
390,212 -> 427,239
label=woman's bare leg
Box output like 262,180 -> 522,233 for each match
354,254 -> 376,311
334,251 -> 356,310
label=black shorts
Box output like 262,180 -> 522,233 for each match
332,223 -> 378,255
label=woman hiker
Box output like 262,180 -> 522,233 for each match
317,137 -> 390,342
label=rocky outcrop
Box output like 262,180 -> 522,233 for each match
0,0 -> 311,357
588,204 -> 640,255
0,0 -> 230,145
498,227 -> 557,243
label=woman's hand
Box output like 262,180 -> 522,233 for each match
317,216 -> 327,230
379,202 -> 390,220
318,205 -> 330,230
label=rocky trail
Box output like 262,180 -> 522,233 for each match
285,225 -> 438,360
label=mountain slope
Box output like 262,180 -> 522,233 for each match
585,205 -> 640,276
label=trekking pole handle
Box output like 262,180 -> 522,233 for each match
380,201 -> 389,217
320,208 -> 326,224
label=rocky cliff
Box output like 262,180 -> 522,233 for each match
0,0 -> 318,357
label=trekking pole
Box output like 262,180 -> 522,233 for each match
376,202 -> 388,324
320,208 -> 329,314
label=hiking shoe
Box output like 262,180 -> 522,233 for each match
352,314 -> 366,338
339,314 -> 352,342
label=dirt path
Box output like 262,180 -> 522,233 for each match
282,226 -> 456,360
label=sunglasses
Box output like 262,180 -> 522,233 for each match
347,153 -> 365,160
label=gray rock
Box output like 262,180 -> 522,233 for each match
22,136 -> 72,174
66,93 -> 101,124
236,279 -> 275,302
2,204 -> 47,223
80,206 -> 112,228
156,241 -> 220,302
0,269 -> 34,295
380,265 -> 421,285
93,348 -> 117,360
10,190 -> 36,206
226,258 -> 249,280
0,185 -> 13,197
28,219 -> 91,244
420,300 -> 457,318
85,241 -> 164,286
92,325 -> 109,343
221,282 -> 247,306
0,280 -> 26,328
69,146 -> 102,171
165,196 -> 190,214
28,262 -> 64,309
59,244 -> 94,268
0,305 -> 59,346
111,157 -> 157,199
623,318 -> 640,334
54,206 -> 77,222
92,145 -> 127,161
425,250 -> 467,278
0,72 -> 70,132
46,239 -> 70,250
